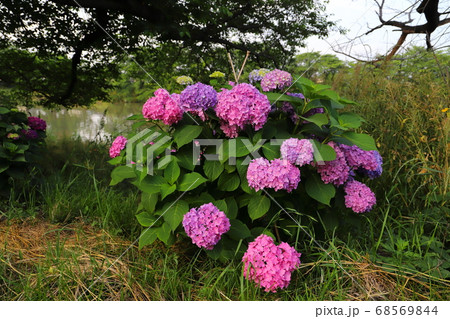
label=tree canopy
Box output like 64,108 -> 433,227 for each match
0,0 -> 334,108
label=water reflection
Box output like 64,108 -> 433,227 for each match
28,102 -> 142,141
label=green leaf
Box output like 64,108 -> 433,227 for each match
134,175 -> 166,194
338,112 -> 363,129
173,125 -> 203,148
251,227 -> 276,240
177,172 -> 208,191
227,219 -> 251,240
110,166 -> 136,186
160,183 -> 176,199
217,172 -> 240,191
311,140 -> 336,162
136,211 -> 157,227
340,132 -> 377,151
225,197 -> 238,219
164,160 -> 180,184
300,113 -> 328,128
158,222 -> 172,244
107,156 -> 123,165
0,163 -> 9,174
305,174 -> 336,206
212,199 -> 227,213
163,200 -> 189,231
234,137 -> 252,157
127,114 -> 144,120
177,146 -> 197,171
139,228 -> 158,249
203,160 -> 224,181
12,155 -> 26,162
184,192 -> 215,206
248,195 -> 271,220
262,143 -> 280,160
0,107 -> 10,114
141,193 -> 158,213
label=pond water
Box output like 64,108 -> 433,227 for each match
28,102 -> 142,141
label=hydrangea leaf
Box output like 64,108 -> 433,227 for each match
203,160 -> 224,181
305,173 -> 335,206
218,172 -> 240,191
138,228 -> 159,249
248,195 -> 271,220
162,200 -> 189,231
136,211 -> 157,227
340,132 -> 377,151
227,219 -> 251,240
110,166 -> 136,186
177,172 -> 208,191
173,125 -> 203,148
164,159 -> 180,184
133,175 -> 166,194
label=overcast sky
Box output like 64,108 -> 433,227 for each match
301,0 -> 450,60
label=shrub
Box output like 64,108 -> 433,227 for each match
0,106 -> 47,188
108,69 -> 382,292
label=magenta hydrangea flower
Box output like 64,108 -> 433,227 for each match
316,142 -> 351,186
260,69 -> 293,92
180,82 -> 218,111
280,92 -> 304,123
27,116 -> 46,131
109,135 -> 127,158
21,129 -> 38,139
344,180 -> 376,213
182,203 -> 231,250
359,151 -> 383,179
247,157 -> 271,192
215,83 -> 271,138
142,89 -> 183,126
280,138 -> 314,167
266,159 -> 301,192
242,234 -> 301,292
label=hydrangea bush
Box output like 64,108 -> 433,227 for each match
108,69 -> 382,292
0,106 -> 47,187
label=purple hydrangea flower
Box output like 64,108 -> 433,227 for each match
109,135 -> 127,158
281,92 -> 305,123
260,69 -> 293,92
21,129 -> 39,140
248,68 -> 270,84
316,142 -> 351,186
242,234 -> 301,292
267,159 -> 301,192
182,203 -> 231,250
28,116 -> 47,131
344,180 -> 376,213
280,138 -> 314,167
357,151 -> 383,179
180,82 -> 218,111
215,83 -> 271,138
340,144 -> 379,171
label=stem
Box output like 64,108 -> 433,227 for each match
227,53 -> 238,83
237,51 -> 250,82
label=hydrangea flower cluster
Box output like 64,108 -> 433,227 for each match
21,129 -> 38,140
215,83 -> 271,138
248,68 -> 270,84
176,75 -> 194,85
280,138 -> 314,167
344,180 -> 376,213
28,116 -> 46,131
7,133 -> 19,140
261,69 -> 293,92
142,88 -> 183,125
109,135 -> 127,158
242,234 -> 301,292
340,144 -> 383,179
209,71 -> 225,78
180,82 -> 218,112
316,141 -> 351,186
247,158 -> 300,193
182,203 -> 231,250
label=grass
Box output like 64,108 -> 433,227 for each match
0,66 -> 449,300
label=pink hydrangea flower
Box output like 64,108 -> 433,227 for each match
27,116 -> 46,131
316,142 -> 351,186
266,159 -> 300,192
215,83 -> 271,138
260,69 -> 293,92
142,89 -> 183,125
182,203 -> 230,250
247,158 -> 300,193
247,157 -> 271,192
242,234 -> 301,292
280,138 -> 314,167
340,144 -> 379,171
109,135 -> 127,158
344,180 -> 376,213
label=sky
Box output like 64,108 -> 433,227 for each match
301,0 -> 450,60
